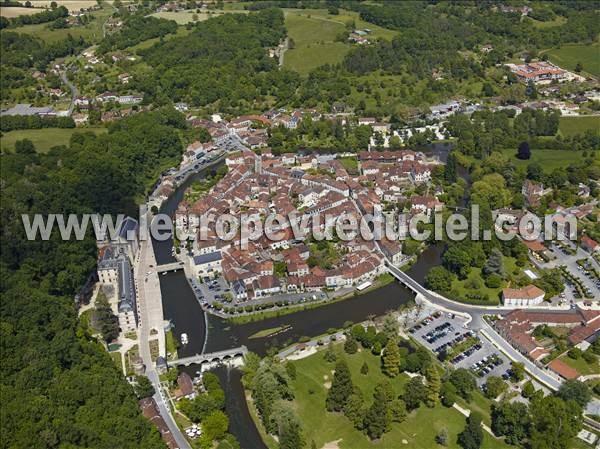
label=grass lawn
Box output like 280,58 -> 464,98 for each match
1,126 -> 107,153
165,330 -> 179,360
8,5 -> 113,43
287,343 -> 510,449
110,351 -> 123,373
558,116 -> 600,137
499,148 -> 597,172
558,353 -> 599,376
543,41 -> 600,78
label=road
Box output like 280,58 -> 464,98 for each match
385,261 -> 600,415
59,69 -> 78,116
136,228 -> 192,449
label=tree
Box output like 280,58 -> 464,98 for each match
522,380 -> 535,399
284,361 -> 297,380
360,361 -> 369,375
575,62 -> 583,72
343,390 -> 366,429
324,340 -> 337,362
326,359 -> 353,412
388,398 -> 407,423
484,376 -> 507,399
491,402 -> 530,445
449,368 -> 476,401
557,380 -> 592,408
382,338 -> 401,377
381,315 -> 398,340
483,249 -> 504,278
425,266 -> 455,292
271,401 -> 304,449
344,336 -> 358,354
436,428 -> 449,446
509,362 -> 525,382
457,412 -> 483,449
202,410 -> 229,442
444,151 -> 458,183
403,377 -> 426,411
530,396 -> 582,449
371,341 -> 382,356
425,365 -> 441,407
134,375 -> 155,399
516,141 -> 531,160
440,381 -> 457,407
93,292 -> 119,342
364,385 -> 389,440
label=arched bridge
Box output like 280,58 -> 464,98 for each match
171,346 -> 248,367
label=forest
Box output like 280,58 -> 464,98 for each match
0,109 -> 187,448
96,15 -> 178,54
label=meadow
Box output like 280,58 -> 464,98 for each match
1,126 -> 106,153
282,8 -> 398,76
7,5 -> 113,43
500,148 -> 595,172
558,115 -> 600,137
544,41 -> 600,78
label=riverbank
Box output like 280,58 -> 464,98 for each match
226,273 -> 397,325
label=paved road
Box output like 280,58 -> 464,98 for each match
59,69 -> 78,115
136,230 -> 192,449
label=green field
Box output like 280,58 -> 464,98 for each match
558,116 -> 600,137
128,25 -> 191,51
544,42 -> 600,78
529,16 -> 567,29
7,5 -> 113,43
283,9 -> 397,76
499,148 -> 596,172
285,343 -> 511,449
1,127 -> 106,153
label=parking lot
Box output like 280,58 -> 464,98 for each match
547,243 -> 600,301
408,311 -> 511,386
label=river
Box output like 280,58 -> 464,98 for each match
154,145 -> 451,448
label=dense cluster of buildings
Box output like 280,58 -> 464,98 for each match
173,145 -> 443,300
494,307 -> 600,379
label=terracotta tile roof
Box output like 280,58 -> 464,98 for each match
548,359 -> 580,380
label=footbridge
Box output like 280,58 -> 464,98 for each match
171,346 -> 248,367
157,261 -> 185,274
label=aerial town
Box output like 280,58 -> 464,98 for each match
1,2 -> 599,449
